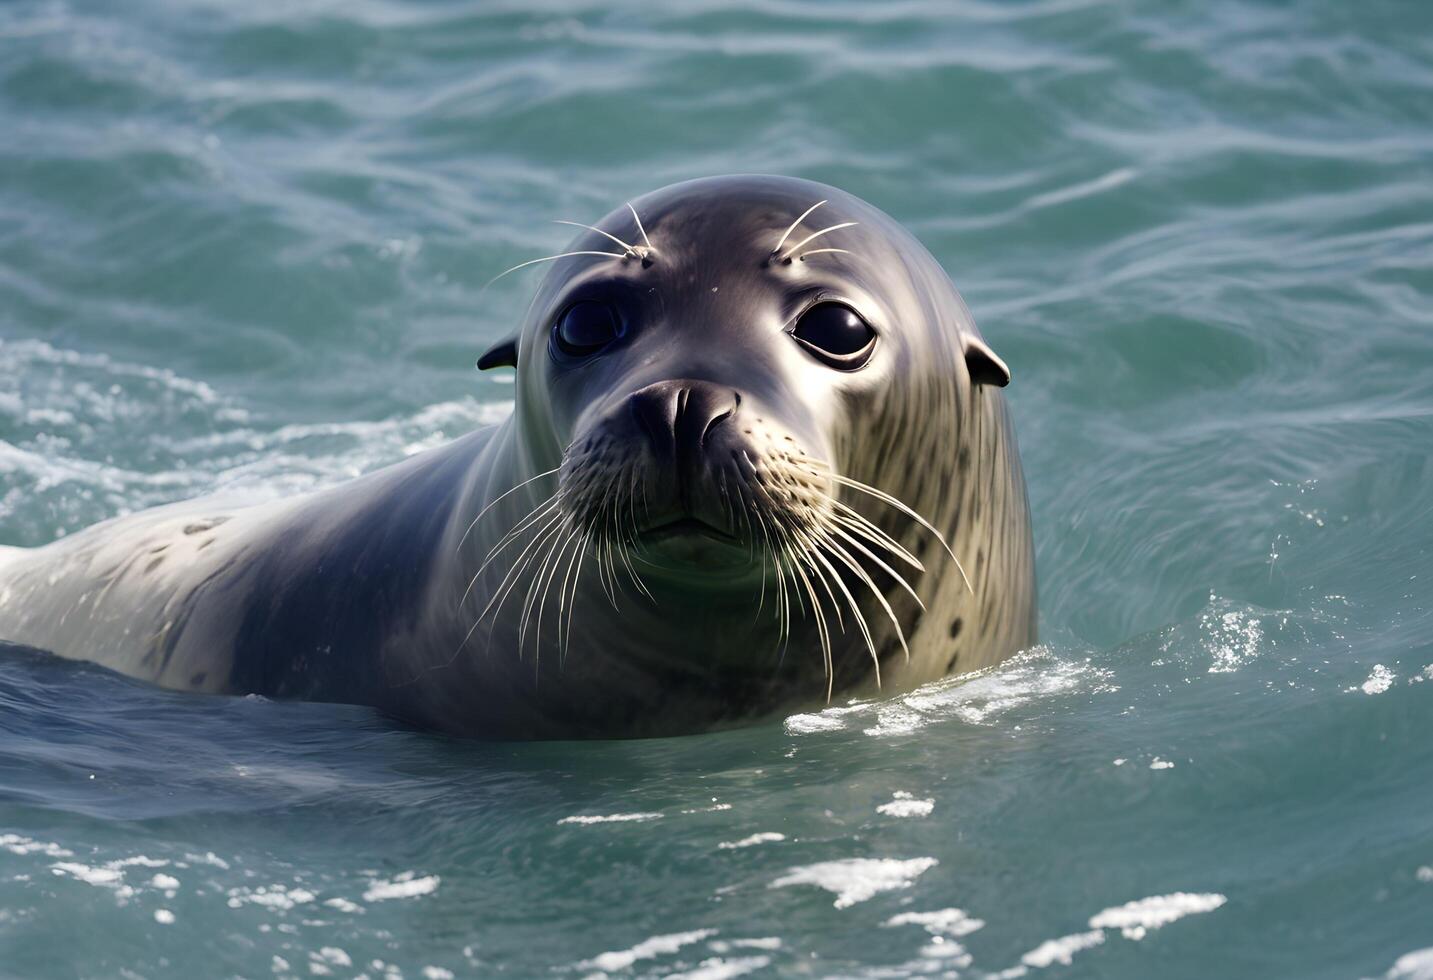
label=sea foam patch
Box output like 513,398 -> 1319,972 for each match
769,857 -> 937,909
1088,892 -> 1227,940
784,648 -> 1112,737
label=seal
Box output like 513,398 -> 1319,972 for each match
0,175 -> 1036,738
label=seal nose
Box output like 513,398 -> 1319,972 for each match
630,379 -> 740,464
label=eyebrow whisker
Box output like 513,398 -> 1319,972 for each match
796,248 -> 852,261
771,199 -> 826,256
553,220 -> 637,256
483,250 -> 627,290
780,222 -> 858,263
626,203 -> 654,251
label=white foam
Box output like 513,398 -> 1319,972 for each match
769,857 -> 937,909
150,873 -> 180,890
0,336 -> 515,531
885,908 -> 985,938
558,812 -> 662,825
664,956 -> 769,979
707,938 -> 781,952
1149,758 -> 1175,770
362,873 -> 439,902
786,649 -> 1111,737
226,884 -> 317,910
153,908 -> 175,925
578,929 -> 717,972
421,968 -> 455,980
1202,607 -> 1264,674
718,833 -> 785,850
783,704 -> 865,734
1088,892 -> 1226,940
1361,664 -> 1395,695
1021,930 -> 1105,968
324,897 -> 365,913
877,791 -> 935,818
50,862 -> 124,887
1387,947 -> 1433,979
107,856 -> 169,869
0,834 -> 73,858
315,948 -> 352,968
186,851 -> 231,870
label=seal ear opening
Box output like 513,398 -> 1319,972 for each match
964,336 -> 1010,387
477,337 -> 518,371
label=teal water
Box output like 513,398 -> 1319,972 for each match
2,0 -> 1432,976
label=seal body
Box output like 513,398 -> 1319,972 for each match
0,175 -> 1036,738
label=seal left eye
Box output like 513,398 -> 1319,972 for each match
791,302 -> 877,369
554,301 -> 622,358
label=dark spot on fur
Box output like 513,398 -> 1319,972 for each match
196,537 -> 216,550
145,556 -> 165,573
184,517 -> 230,535
945,651 -> 960,673
958,447 -> 970,473
190,671 -> 206,687
949,617 -> 963,639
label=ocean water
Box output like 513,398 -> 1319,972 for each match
1,0 -> 1432,976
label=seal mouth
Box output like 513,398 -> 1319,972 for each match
633,516 -> 753,573
638,517 -> 741,545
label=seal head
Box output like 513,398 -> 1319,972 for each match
466,175 -> 1031,726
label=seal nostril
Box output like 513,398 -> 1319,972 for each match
697,388 -> 740,448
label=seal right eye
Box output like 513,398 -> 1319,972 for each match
553,301 -> 622,358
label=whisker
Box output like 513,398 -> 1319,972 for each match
828,523 -> 924,609
476,510 -> 567,628
527,526 -> 583,670
442,508 -> 566,672
817,468 -> 973,594
459,494 -> 560,611
484,250 -> 626,290
797,248 -> 852,261
559,532 -> 590,663
780,222 -> 858,263
819,531 -> 908,671
627,203 -> 654,251
771,199 -> 826,256
786,548 -> 833,698
807,543 -> 880,688
479,495 -> 561,576
553,220 -> 636,256
457,467 -> 560,553
830,502 -> 924,571
616,470 -> 654,602
790,525 -> 845,631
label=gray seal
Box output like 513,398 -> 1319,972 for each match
0,175 -> 1036,738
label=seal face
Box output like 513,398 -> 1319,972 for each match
0,175 -> 1036,738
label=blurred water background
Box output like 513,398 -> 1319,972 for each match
2,0 -> 1432,977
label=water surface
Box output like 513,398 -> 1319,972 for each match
2,1 -> 1432,977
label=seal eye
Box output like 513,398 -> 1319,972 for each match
791,302 -> 877,369
553,301 -> 622,359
